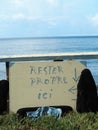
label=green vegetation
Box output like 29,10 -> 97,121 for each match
0,112 -> 98,130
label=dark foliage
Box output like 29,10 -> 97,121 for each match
0,80 -> 9,114
76,68 -> 98,113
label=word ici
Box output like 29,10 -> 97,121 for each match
38,89 -> 53,99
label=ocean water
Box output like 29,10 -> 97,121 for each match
0,36 -> 98,84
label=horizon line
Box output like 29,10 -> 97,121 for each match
0,35 -> 98,40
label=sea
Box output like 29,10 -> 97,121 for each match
0,36 -> 98,84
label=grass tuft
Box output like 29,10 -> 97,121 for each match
0,112 -> 98,130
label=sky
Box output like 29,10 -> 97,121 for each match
0,0 -> 98,38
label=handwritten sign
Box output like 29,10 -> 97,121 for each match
9,60 -> 86,112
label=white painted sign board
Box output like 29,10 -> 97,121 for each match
9,60 -> 86,112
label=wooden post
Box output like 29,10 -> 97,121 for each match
5,62 -> 9,112
6,62 -> 9,81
